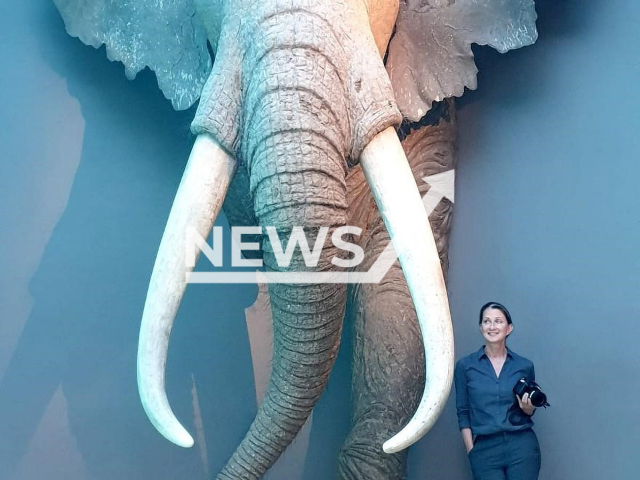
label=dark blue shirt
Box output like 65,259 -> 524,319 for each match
454,346 -> 536,435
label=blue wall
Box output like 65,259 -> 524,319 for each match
413,1 -> 640,479
1,1 -> 638,479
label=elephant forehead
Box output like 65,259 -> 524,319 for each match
193,0 -> 402,160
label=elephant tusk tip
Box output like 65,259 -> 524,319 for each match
170,429 -> 195,448
180,437 -> 195,449
382,436 -> 407,454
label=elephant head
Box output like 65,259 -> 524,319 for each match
54,0 -> 538,478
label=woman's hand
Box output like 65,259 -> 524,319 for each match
517,392 -> 536,416
461,428 -> 474,454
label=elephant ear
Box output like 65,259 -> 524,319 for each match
387,0 -> 538,121
53,0 -> 213,110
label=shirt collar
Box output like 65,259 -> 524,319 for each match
476,345 -> 513,360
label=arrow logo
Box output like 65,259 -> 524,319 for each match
358,169 -> 455,283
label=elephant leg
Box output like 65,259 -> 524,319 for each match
339,100 -> 457,480
339,259 -> 425,480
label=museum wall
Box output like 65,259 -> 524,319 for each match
0,1 -> 638,480
411,1 -> 640,479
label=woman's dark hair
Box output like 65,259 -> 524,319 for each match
479,302 -> 513,325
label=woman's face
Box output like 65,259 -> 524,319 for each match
480,308 -> 513,345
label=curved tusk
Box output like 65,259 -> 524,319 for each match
137,134 -> 236,448
360,126 -> 454,454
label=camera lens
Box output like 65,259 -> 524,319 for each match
529,388 -> 548,408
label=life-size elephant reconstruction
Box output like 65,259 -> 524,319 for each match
54,1 -> 538,479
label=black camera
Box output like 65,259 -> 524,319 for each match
513,377 -> 550,408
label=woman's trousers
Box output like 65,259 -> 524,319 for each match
468,428 -> 541,480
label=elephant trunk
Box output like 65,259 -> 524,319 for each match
218,249 -> 347,480
216,40 -> 351,480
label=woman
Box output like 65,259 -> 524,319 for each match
454,302 -> 541,480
